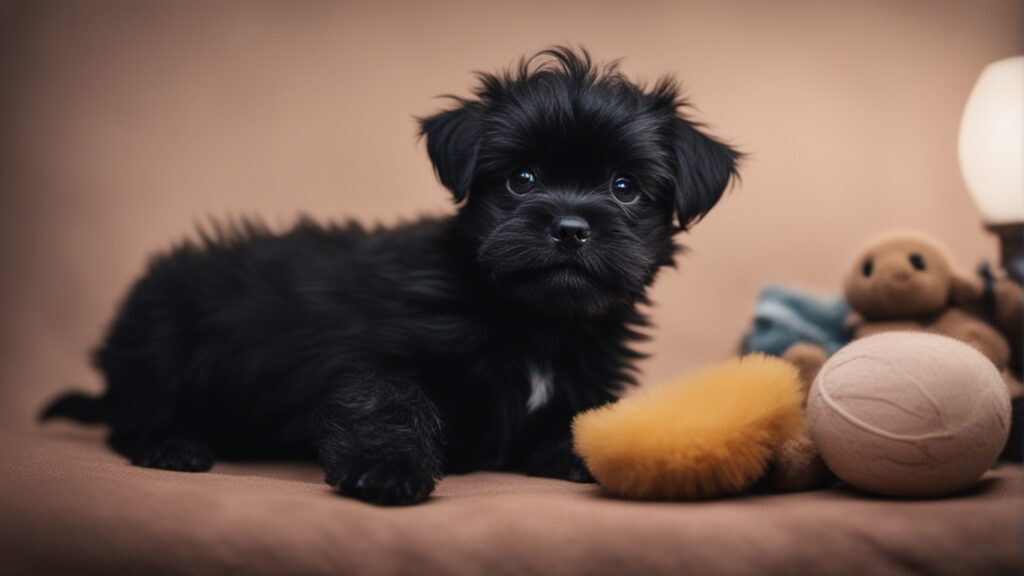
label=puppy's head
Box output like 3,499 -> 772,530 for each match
421,47 -> 740,316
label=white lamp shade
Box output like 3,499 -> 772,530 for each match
958,55 -> 1024,225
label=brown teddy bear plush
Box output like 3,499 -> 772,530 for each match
843,231 -> 1014,370
843,232 -> 1023,414
772,231 -> 1024,486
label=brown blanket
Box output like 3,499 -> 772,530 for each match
1,425 -> 1021,576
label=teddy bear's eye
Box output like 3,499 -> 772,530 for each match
909,253 -> 926,271
862,258 -> 873,278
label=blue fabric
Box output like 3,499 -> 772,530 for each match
742,285 -> 852,357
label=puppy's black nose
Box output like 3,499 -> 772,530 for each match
550,216 -> 591,249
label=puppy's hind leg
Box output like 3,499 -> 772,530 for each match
315,371 -> 443,506
108,413 -> 215,473
93,365 -> 215,473
125,435 -> 216,472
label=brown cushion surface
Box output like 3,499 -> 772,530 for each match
1,425 -> 1021,576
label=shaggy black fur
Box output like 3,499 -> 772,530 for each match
41,47 -> 740,505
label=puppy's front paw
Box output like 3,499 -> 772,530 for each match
325,459 -> 437,505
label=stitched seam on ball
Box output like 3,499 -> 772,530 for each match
817,353 -> 956,442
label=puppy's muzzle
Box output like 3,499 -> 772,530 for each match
549,216 -> 591,249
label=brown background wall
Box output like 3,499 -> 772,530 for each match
0,0 -> 1020,429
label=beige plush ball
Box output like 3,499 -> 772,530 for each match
807,332 -> 1011,497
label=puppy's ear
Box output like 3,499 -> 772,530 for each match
669,119 -> 741,228
419,102 -> 483,202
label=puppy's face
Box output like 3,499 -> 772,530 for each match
421,48 -> 740,316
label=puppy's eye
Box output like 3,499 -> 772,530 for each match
862,258 -> 873,278
507,168 -> 538,195
909,253 -> 926,271
610,175 -> 638,204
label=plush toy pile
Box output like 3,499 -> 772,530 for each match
573,230 -> 1021,500
785,230 -> 1023,461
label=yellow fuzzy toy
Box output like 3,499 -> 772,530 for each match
572,355 -> 805,500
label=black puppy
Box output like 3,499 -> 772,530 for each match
42,47 -> 740,505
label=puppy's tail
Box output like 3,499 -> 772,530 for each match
39,390 -> 111,424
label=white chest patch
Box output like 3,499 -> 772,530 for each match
526,362 -> 554,414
